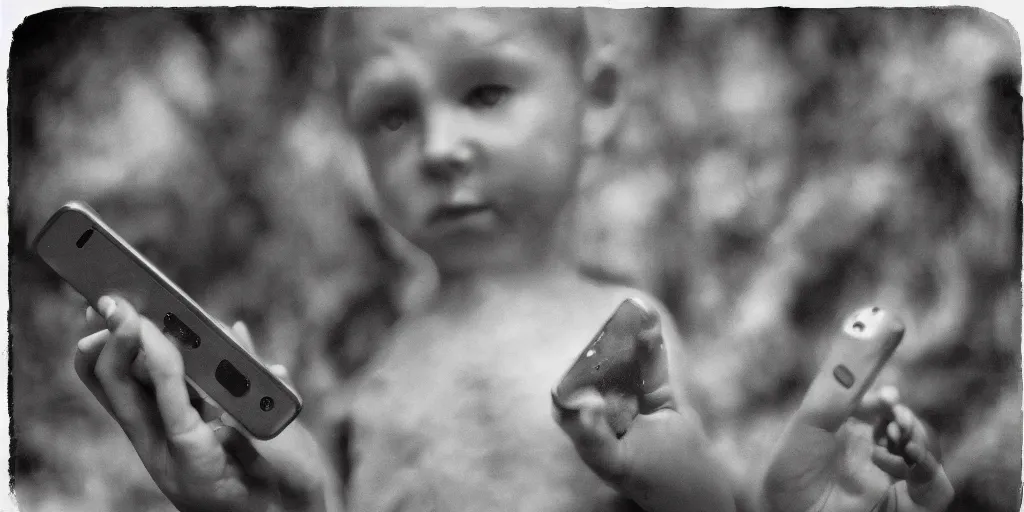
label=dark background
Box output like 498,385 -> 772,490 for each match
9,7 -> 1022,511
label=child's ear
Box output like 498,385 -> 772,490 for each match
582,51 -> 626,153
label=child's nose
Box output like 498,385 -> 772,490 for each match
421,108 -> 474,181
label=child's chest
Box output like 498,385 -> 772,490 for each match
345,296 -> 641,512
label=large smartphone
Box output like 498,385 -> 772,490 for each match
32,201 -> 302,440
551,298 -> 659,411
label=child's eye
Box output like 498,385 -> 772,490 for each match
377,106 -> 414,132
464,84 -> 511,109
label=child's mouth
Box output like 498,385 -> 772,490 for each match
428,204 -> 496,231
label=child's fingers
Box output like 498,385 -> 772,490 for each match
93,296 -> 160,446
84,306 -> 105,331
556,391 -> 616,436
887,421 -> 902,444
878,403 -> 952,510
553,389 -> 606,420
853,389 -> 883,422
78,329 -> 109,355
871,443 -> 909,480
878,385 -> 900,406
573,406 -> 626,478
904,441 -> 954,510
134,317 -> 208,444
254,424 -> 332,507
853,386 -> 899,424
231,320 -> 256,355
130,350 -> 156,388
212,422 -> 322,509
892,403 -> 943,463
229,321 -> 297,392
211,420 -> 288,496
892,405 -> 923,443
633,302 -> 662,354
269,364 -> 289,380
632,301 -> 668,394
630,302 -> 674,414
98,295 -> 209,455
83,327 -> 153,392
214,422 -> 267,478
267,364 -> 297,391
552,389 -> 627,482
75,330 -> 117,417
186,382 -> 225,422
603,393 -> 640,438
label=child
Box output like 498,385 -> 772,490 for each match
72,8 -> 951,512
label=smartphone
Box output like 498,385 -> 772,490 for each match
797,305 -> 904,433
32,201 -> 302,440
828,306 -> 904,406
551,298 -> 659,411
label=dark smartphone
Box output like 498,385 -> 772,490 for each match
552,298 -> 659,410
32,201 -> 302,440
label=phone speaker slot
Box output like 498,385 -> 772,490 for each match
76,229 -> 94,248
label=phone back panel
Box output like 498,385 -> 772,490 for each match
552,298 -> 654,405
33,202 -> 301,439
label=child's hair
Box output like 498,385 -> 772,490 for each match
313,7 -> 591,100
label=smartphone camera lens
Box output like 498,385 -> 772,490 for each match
163,313 -> 200,349
260,396 -> 275,411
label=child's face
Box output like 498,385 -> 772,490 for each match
341,9 -> 588,272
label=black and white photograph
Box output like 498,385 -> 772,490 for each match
6,5 -> 1022,512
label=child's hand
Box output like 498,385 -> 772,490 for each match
763,385 -> 953,512
75,295 -> 337,512
552,309 -> 736,512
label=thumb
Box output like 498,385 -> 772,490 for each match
552,389 -> 628,484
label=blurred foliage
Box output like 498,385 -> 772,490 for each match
8,7 -> 1022,512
